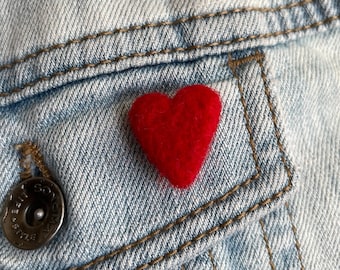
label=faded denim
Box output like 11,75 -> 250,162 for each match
0,0 -> 339,269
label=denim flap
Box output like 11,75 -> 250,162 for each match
1,49 -> 294,269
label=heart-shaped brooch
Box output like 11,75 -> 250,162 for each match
129,84 -> 222,188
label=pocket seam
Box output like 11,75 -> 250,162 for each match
0,0 -> 311,72
2,15 -> 339,98
259,219 -> 276,270
208,249 -> 218,270
286,202 -> 305,270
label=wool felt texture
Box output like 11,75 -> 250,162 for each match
129,85 -> 222,188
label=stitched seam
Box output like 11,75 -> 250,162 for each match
135,185 -> 293,270
208,250 -> 218,270
133,52 -> 294,270
70,54 -> 263,270
256,57 -> 292,179
228,52 -> 264,68
229,52 -> 261,174
259,219 -> 276,270
0,0 -> 312,71
1,15 -> 339,98
72,174 -> 261,270
286,202 -> 305,270
15,141 -> 52,180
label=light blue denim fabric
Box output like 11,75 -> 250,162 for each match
0,0 -> 339,269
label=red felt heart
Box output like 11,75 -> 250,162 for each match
129,84 -> 222,188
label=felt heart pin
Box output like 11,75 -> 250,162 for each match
129,84 -> 222,188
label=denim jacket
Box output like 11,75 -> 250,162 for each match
0,0 -> 339,269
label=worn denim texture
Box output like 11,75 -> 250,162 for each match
0,0 -> 339,269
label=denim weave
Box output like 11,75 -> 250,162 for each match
0,0 -> 339,269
